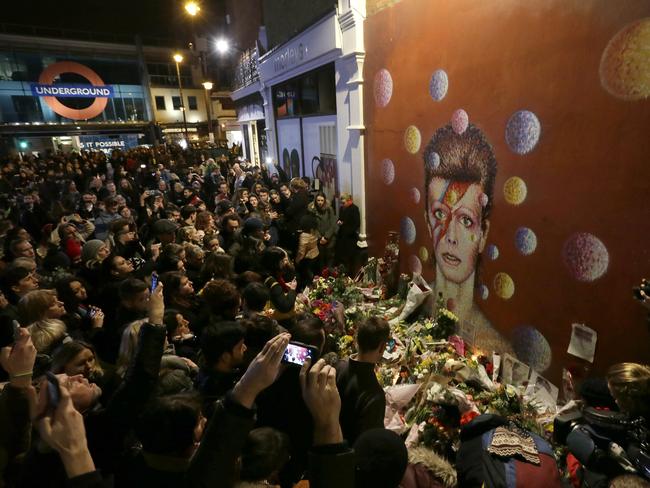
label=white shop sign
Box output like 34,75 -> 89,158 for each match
259,12 -> 339,84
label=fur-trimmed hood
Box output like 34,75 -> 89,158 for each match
400,446 -> 457,488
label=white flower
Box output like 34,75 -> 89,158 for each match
426,382 -> 444,402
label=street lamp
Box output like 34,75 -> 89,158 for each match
184,1 -> 200,16
215,38 -> 229,54
172,53 -> 190,145
202,81 -> 214,142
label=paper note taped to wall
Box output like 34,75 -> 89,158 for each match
567,323 -> 597,363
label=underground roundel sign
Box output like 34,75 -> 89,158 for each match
31,61 -> 114,120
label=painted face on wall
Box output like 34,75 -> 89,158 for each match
426,177 -> 489,284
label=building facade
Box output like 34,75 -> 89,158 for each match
231,0 -> 368,242
0,26 -> 237,155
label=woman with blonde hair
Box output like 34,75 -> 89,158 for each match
607,362 -> 650,419
117,319 -> 196,378
116,319 -> 147,376
18,289 -> 70,354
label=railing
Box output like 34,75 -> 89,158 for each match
233,46 -> 260,91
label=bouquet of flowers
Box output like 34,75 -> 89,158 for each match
311,299 -> 345,334
432,294 -> 459,340
307,271 -> 364,307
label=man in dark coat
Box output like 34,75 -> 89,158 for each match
335,193 -> 360,275
335,316 -> 389,444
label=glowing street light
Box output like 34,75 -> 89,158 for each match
202,81 -> 214,141
215,39 -> 229,54
172,53 -> 190,144
184,1 -> 200,16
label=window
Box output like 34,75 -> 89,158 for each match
11,96 -> 42,122
187,96 -> 198,110
155,96 -> 166,110
272,64 -> 335,119
172,96 -> 182,110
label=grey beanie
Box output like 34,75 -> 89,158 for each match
81,239 -> 106,263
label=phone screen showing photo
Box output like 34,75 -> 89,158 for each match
282,343 -> 313,366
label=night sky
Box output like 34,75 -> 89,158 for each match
2,0 -> 222,43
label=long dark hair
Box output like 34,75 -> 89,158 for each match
55,275 -> 88,313
200,253 -> 234,283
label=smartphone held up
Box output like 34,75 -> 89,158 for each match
281,341 -> 318,367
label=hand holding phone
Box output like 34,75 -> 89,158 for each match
150,272 -> 159,293
0,325 -> 36,385
45,372 -> 61,410
12,320 -> 20,341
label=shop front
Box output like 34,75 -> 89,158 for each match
231,3 -> 366,239
0,54 -> 152,154
234,93 -> 266,166
258,12 -> 341,198
257,6 -> 366,237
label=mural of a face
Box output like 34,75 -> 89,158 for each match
423,123 -> 497,291
427,178 -> 489,284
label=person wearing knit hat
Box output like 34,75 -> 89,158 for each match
243,217 -> 265,236
353,428 -> 409,488
81,240 -> 110,267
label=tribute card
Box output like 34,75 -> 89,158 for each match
501,353 -> 530,387
567,323 -> 597,363
526,370 -> 559,409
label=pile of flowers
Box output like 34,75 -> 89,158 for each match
301,269 -> 555,459
307,268 -> 365,306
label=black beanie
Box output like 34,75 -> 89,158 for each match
353,428 -> 408,488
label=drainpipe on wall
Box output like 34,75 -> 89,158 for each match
135,35 -> 155,123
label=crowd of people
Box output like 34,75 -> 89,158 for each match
0,143 -> 648,488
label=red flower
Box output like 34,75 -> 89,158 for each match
321,268 -> 329,278
460,411 -> 479,426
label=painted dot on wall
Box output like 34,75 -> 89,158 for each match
409,255 -> 422,274
503,176 -> 528,205
374,68 -> 393,108
404,125 -> 422,154
400,217 -> 417,244
505,110 -> 541,155
515,227 -> 537,256
429,69 -> 449,101
600,18 -> 650,100
419,246 -> 429,263
486,244 -> 499,260
410,187 -> 421,204
562,232 -> 609,282
478,284 -> 489,300
451,109 -> 469,135
425,151 -> 441,171
381,158 -> 395,185
493,272 -> 515,300
512,325 -> 552,372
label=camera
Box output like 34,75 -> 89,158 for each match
554,407 -> 650,480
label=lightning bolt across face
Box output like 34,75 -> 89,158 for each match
431,180 -> 472,246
